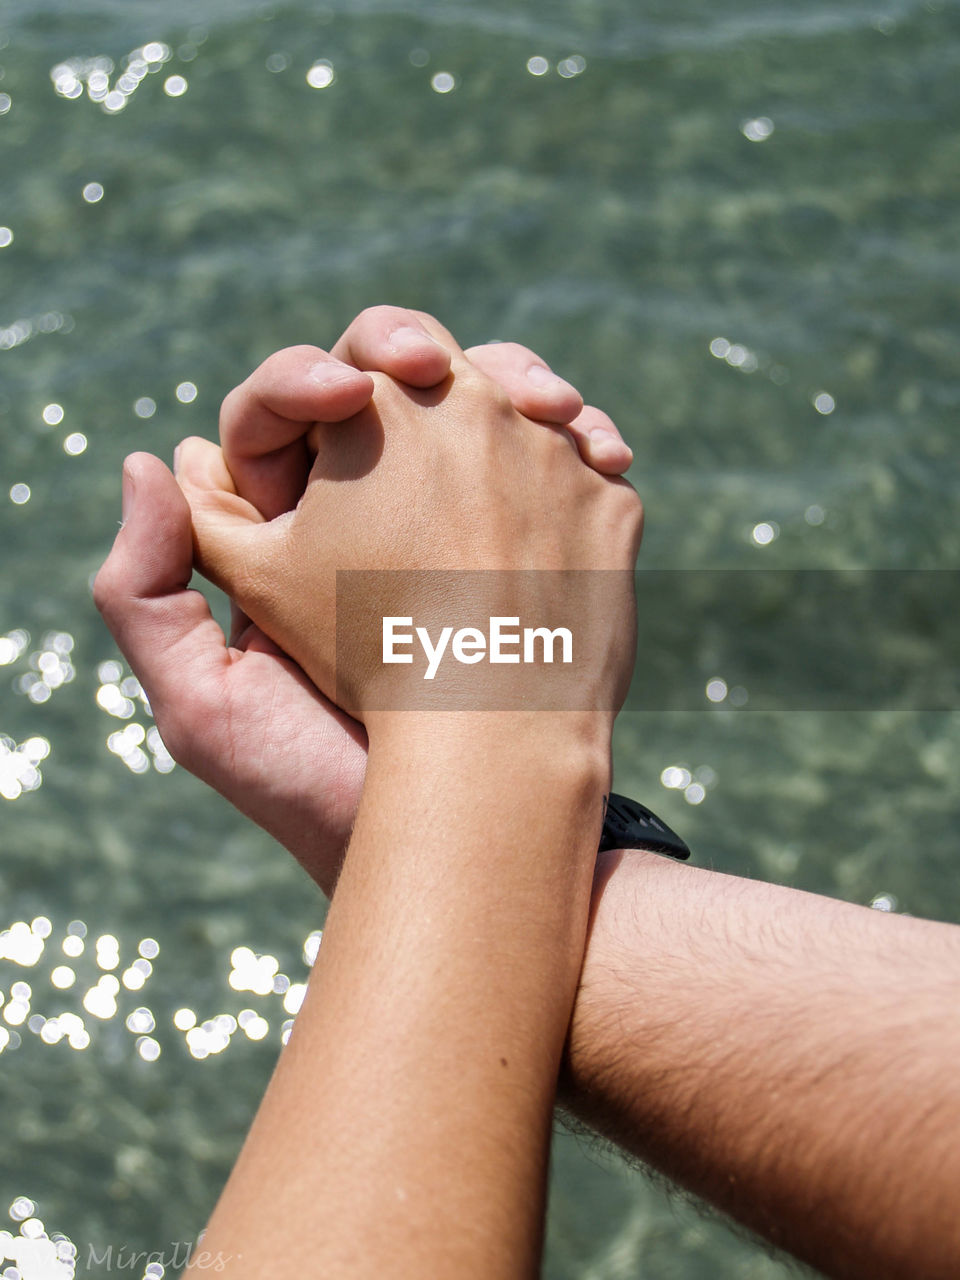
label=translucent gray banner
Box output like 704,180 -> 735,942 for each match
335,569 -> 636,712
335,570 -> 959,712
626,569 -> 959,711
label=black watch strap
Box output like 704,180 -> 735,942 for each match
599,792 -> 691,860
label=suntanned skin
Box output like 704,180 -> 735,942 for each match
100,309 -> 644,1279
93,311 -> 632,881
564,850 -> 960,1280
195,718 -> 609,1278
95,307 -> 960,1280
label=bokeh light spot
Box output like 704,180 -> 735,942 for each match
306,61 -> 334,89
742,116 -> 774,141
813,392 -> 836,415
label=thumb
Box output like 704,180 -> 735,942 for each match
95,452 -> 198,638
174,436 -> 281,611
93,452 -> 238,746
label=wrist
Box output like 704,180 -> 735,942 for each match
367,708 -> 612,782
363,710 -> 612,865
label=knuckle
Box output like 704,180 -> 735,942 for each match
486,340 -> 530,363
615,483 -> 645,539
257,346 -> 316,384
251,347 -> 300,381
356,303 -> 401,331
487,382 -> 514,417
488,377 -> 514,412
282,343 -> 325,360
92,559 -> 120,620
541,421 -> 579,458
615,479 -> 643,518
367,368 -> 403,403
409,307 -> 442,330
453,361 -> 493,395
219,383 -> 243,428
618,475 -> 641,505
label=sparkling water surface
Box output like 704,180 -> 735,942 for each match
2,0 -> 959,1275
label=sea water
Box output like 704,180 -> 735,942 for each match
2,1 -> 959,1275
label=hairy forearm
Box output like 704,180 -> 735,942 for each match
194,714 -> 609,1278
561,850 -> 960,1280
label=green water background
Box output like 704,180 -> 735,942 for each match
1,0 -> 959,1274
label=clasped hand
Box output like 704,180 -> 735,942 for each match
95,307 -> 640,887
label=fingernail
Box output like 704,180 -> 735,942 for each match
308,359 -> 363,387
121,465 -> 136,523
527,364 -> 570,391
590,427 -> 632,458
388,325 -> 443,354
172,444 -> 181,476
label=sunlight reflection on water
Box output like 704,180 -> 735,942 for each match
2,0 -> 959,1275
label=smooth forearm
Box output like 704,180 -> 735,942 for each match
561,850 -> 960,1280
195,714 -> 609,1278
